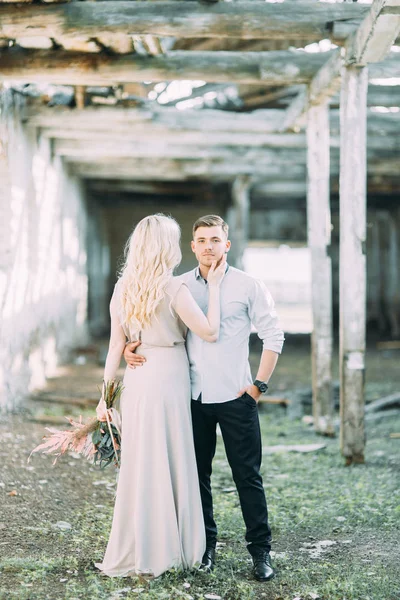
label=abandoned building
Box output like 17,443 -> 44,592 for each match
0,0 -> 399,465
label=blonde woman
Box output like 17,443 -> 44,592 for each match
95,214 -> 226,578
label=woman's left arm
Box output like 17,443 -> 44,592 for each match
103,289 -> 127,385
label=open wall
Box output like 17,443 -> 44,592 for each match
0,90 -> 90,410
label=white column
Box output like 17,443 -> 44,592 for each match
339,66 -> 368,465
307,102 -> 334,436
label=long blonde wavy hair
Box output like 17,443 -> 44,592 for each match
118,214 -> 182,331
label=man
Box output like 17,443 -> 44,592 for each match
124,215 -> 284,581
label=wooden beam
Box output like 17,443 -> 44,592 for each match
55,139 -> 312,160
65,152 -> 400,182
346,0 -> 400,66
307,102 -> 334,437
0,46 -> 333,86
282,51 -> 344,131
339,66 -> 368,465
67,157 -> 308,181
52,133 -> 400,159
253,176 -> 400,199
86,180 -> 213,196
229,175 -> 251,269
1,46 -> 398,86
283,0 -> 400,131
25,105 -> 285,133
253,181 -> 308,198
0,2 -> 370,41
41,125 -> 400,148
25,106 -> 400,151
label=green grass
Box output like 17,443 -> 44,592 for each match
1,408 -> 399,600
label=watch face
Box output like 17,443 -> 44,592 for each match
255,381 -> 268,393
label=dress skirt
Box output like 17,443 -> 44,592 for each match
95,344 -> 206,578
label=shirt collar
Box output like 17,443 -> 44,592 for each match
195,263 -> 230,281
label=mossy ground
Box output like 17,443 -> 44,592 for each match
1,339 -> 399,600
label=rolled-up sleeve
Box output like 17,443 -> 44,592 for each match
248,279 -> 285,354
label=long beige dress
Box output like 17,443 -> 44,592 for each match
95,278 -> 206,578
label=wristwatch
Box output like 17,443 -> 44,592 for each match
253,380 -> 268,394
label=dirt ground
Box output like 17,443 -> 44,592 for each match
0,336 -> 399,600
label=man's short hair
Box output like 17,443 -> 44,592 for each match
192,215 -> 229,239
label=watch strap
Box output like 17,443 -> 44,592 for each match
253,379 -> 268,392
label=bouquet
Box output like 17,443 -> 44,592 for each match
29,380 -> 123,469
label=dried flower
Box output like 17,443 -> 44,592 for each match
29,380 -> 124,469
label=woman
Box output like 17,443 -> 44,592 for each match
95,214 -> 226,578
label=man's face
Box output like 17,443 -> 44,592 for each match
191,225 -> 231,268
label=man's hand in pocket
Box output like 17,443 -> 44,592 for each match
237,385 -> 261,402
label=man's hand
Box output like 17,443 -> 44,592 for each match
123,341 -> 146,369
238,385 -> 262,402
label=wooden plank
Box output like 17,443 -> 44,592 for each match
63,152 -> 400,179
307,102 -> 335,437
281,85 -> 309,132
376,340 -> 400,350
283,0 -> 400,130
42,126 -> 400,151
257,396 -> 289,406
0,2 -> 370,41
1,45 -> 398,87
68,158 -> 308,181
0,47 -> 336,85
339,66 -> 368,465
346,0 -> 400,66
31,394 -> 98,408
26,106 -> 400,153
53,134 -> 309,152
86,180 -> 213,196
51,135 -> 400,165
229,175 -> 250,269
25,105 -> 285,133
283,49 -> 344,130
365,392 -> 400,413
263,443 -> 327,455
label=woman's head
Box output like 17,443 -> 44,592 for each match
119,214 -> 182,330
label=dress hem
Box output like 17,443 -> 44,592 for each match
94,559 -> 201,579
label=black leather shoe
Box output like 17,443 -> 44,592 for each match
199,547 -> 216,572
252,551 -> 274,581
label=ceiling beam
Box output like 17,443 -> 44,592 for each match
282,0 -> 400,130
53,133 -> 400,160
85,180 -> 213,196
26,105 -> 400,139
67,157 -> 308,181
0,47 -> 331,86
1,46 -> 398,86
25,105 -> 284,133
0,1 -> 370,41
346,0 -> 400,66
65,153 -> 400,182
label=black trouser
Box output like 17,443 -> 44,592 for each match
191,393 -> 271,556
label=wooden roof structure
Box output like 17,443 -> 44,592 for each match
0,0 -> 399,194
1,0 -> 400,463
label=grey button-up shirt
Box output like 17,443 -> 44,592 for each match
178,265 -> 284,404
